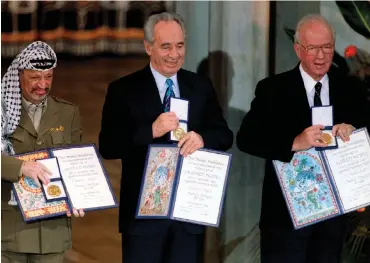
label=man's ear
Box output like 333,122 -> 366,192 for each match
144,40 -> 152,56
294,43 -> 301,60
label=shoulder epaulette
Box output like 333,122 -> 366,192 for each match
51,96 -> 76,106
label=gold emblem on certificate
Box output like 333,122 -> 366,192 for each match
321,133 -> 332,144
47,185 -> 61,197
174,128 -> 185,140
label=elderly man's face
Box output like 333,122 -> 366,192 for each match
20,69 -> 53,104
144,21 -> 185,77
294,21 -> 335,81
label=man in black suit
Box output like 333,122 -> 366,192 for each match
99,12 -> 233,263
236,14 -> 369,263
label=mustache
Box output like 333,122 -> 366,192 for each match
31,87 -> 50,92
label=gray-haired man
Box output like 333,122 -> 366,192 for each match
237,14 -> 369,263
99,12 -> 233,263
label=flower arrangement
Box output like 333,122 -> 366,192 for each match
344,45 -> 370,99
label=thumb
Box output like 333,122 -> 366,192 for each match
32,176 -> 41,188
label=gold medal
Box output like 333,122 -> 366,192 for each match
47,185 -> 61,197
321,133 -> 332,144
174,128 -> 185,140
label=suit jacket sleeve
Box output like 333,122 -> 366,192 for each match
197,78 -> 233,152
1,155 -> 23,183
236,79 -> 296,162
99,81 -> 155,160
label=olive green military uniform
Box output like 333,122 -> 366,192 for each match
1,95 -> 82,262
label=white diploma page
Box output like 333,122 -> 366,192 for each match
170,97 -> 189,121
171,150 -> 231,226
51,146 -> 116,210
321,129 -> 370,212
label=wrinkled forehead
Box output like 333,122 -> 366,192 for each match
300,22 -> 334,45
153,21 -> 185,43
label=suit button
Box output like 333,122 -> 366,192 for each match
37,141 -> 43,145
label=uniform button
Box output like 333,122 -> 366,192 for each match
37,141 -> 43,145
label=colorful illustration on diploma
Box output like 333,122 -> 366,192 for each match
13,152 -> 70,221
138,147 -> 180,216
274,149 -> 340,226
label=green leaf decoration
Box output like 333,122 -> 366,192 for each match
284,28 -> 295,43
336,1 -> 370,39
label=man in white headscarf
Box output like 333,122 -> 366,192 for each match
1,41 -> 84,263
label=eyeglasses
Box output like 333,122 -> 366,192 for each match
299,43 -> 335,56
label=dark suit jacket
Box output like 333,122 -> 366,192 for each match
99,65 -> 233,235
236,65 -> 369,231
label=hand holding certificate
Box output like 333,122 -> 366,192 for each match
136,145 -> 231,227
13,144 -> 118,222
274,128 -> 370,229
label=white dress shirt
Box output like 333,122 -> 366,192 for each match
150,63 -> 180,102
299,64 -> 330,108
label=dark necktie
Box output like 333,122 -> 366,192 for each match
314,82 -> 322,106
163,79 -> 175,112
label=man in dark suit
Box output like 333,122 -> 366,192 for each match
236,14 -> 369,263
99,12 -> 233,263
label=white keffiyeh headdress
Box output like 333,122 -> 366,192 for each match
1,41 -> 57,155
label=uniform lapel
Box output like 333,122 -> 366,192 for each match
37,97 -> 59,137
18,107 -> 37,137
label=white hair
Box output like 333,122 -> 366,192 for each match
144,12 -> 186,44
294,14 -> 335,43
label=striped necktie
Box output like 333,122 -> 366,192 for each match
163,78 -> 175,112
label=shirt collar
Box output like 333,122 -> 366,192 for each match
299,64 -> 328,94
22,96 -> 47,113
150,63 -> 178,93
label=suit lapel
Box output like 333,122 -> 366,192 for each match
18,107 -> 37,137
289,66 -> 312,126
328,71 -> 339,106
177,69 -> 192,101
38,97 -> 59,136
142,65 -> 165,115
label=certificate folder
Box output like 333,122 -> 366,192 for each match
12,144 -> 118,222
136,144 -> 232,227
273,128 -> 370,229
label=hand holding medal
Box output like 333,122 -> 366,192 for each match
173,127 -> 186,140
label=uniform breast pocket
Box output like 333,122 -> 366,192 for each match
10,130 -> 29,153
50,132 -> 71,146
